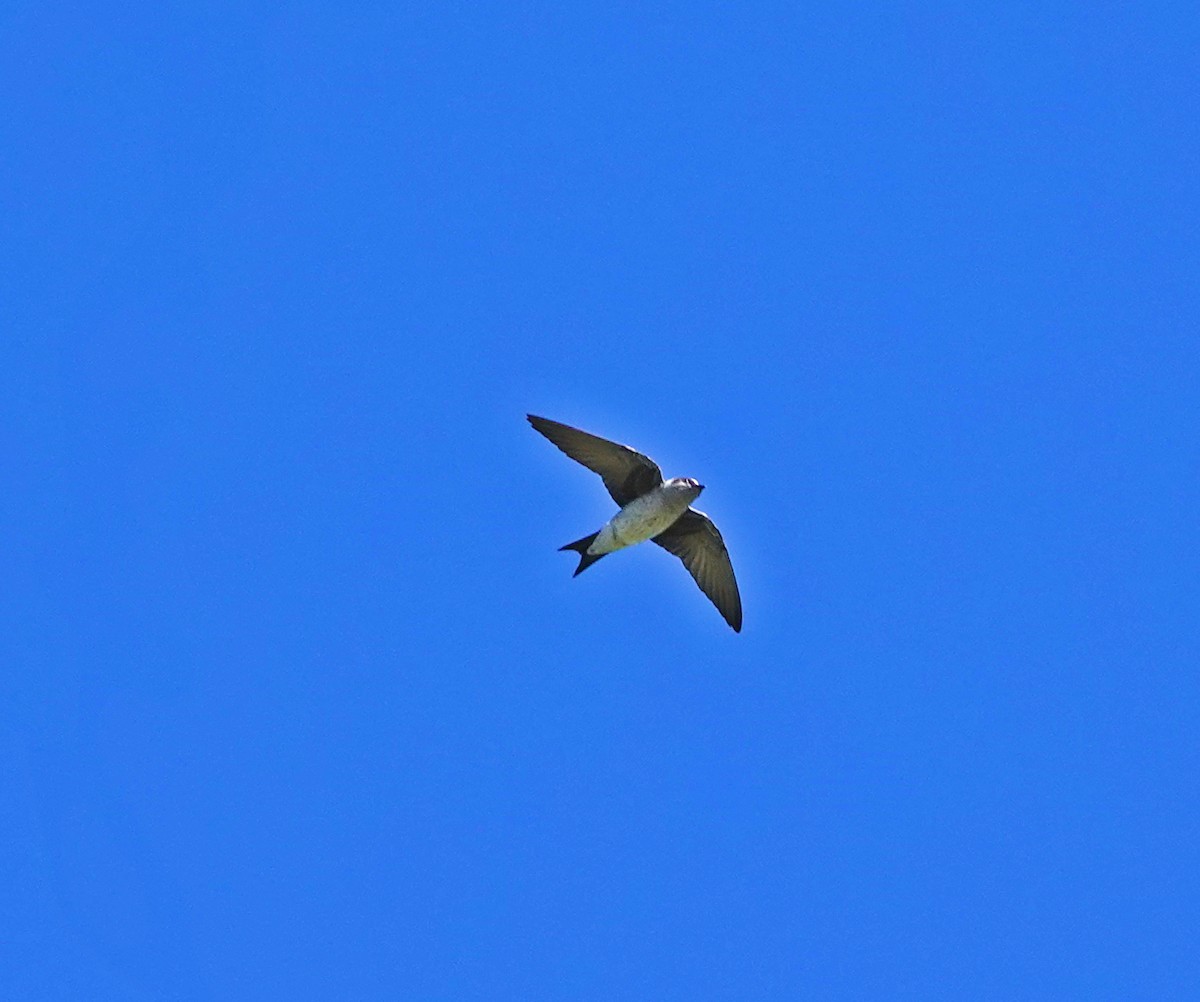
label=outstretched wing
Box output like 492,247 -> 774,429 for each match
653,509 -> 742,632
527,414 -> 663,506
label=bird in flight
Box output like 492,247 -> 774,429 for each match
527,414 -> 743,632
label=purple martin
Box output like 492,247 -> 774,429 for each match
527,414 -> 743,632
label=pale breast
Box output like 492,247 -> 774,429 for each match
609,489 -> 691,547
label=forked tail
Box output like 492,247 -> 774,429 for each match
559,532 -> 605,577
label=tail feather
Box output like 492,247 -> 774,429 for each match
559,532 -> 605,577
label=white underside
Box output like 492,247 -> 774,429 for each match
587,487 -> 694,555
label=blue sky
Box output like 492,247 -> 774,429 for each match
5,2 -> 1198,998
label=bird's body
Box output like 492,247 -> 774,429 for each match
590,479 -> 702,555
527,414 -> 743,632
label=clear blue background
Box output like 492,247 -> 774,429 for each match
5,3 -> 1198,998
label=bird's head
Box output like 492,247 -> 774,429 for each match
671,477 -> 704,497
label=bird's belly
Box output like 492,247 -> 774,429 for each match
589,494 -> 687,554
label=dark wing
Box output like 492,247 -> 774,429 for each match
527,414 -> 663,506
653,509 -> 743,632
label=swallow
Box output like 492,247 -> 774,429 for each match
527,414 -> 743,632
